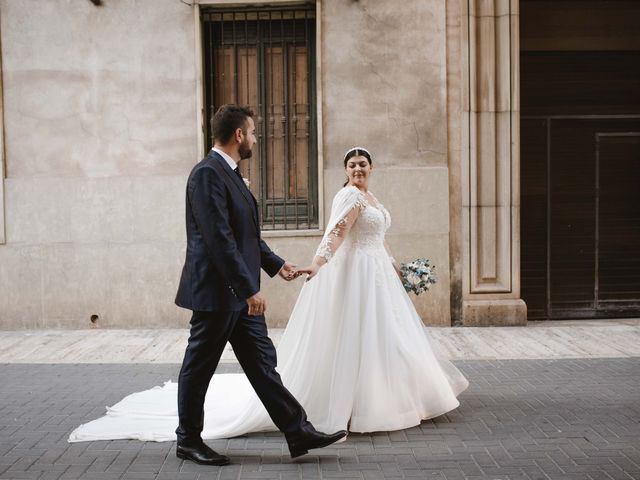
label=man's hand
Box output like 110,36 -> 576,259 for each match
278,261 -> 300,281
246,292 -> 266,316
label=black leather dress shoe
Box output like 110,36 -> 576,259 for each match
176,442 -> 230,466
287,429 -> 348,458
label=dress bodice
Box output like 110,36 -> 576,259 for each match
342,195 -> 390,254
315,187 -> 391,262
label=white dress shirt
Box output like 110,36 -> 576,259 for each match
212,147 -> 238,171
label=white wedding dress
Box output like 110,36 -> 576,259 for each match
69,186 -> 468,442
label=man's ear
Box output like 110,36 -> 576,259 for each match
235,128 -> 244,143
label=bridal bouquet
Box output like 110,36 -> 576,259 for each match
400,258 -> 437,295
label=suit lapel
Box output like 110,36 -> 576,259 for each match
209,152 -> 259,229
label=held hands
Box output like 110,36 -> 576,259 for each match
277,258 -> 326,283
297,257 -> 326,282
297,264 -> 320,282
249,262 -> 303,316
278,261 -> 300,281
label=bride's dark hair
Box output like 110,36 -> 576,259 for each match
343,148 -> 373,186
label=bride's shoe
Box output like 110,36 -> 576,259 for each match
286,429 -> 348,458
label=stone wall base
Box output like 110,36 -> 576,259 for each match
462,299 -> 527,326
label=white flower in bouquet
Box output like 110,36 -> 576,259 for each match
400,258 -> 437,295
407,272 -> 421,286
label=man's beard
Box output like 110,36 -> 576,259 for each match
239,139 -> 253,160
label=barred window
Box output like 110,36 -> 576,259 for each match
202,4 -> 319,230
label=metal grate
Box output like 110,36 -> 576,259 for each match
202,4 -> 318,230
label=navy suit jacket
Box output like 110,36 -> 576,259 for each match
175,150 -> 284,312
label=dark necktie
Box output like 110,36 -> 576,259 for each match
234,167 -> 251,197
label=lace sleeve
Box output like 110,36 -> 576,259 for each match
315,197 -> 367,262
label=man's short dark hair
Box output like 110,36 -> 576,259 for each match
212,104 -> 254,145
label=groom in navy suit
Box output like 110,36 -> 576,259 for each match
174,105 -> 346,465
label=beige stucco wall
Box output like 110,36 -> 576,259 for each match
314,0 -> 452,325
0,0 -> 453,329
0,0 -> 195,328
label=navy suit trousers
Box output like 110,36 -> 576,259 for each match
175,309 -> 311,444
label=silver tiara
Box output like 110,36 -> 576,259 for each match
343,146 -> 371,161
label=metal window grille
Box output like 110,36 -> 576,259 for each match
202,4 -> 318,230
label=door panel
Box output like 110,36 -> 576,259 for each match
549,121 -> 597,312
521,119 -> 548,318
521,119 -> 640,319
598,134 -> 640,307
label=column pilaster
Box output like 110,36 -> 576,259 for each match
461,0 -> 526,325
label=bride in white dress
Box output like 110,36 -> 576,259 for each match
69,147 -> 468,443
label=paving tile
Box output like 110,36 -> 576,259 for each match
0,359 -> 637,479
